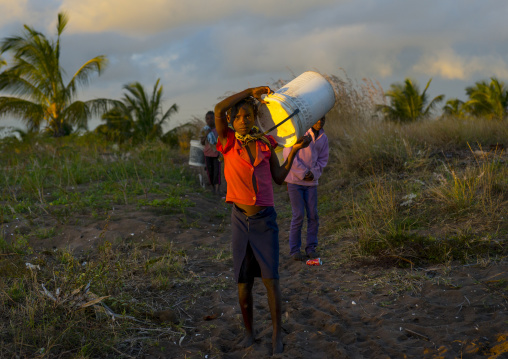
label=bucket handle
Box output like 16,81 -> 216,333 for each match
256,109 -> 300,137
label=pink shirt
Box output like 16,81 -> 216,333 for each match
283,128 -> 329,186
217,128 -> 277,206
202,127 -> 219,157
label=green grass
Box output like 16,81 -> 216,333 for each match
0,98 -> 507,356
0,224 -> 195,358
0,135 -> 206,357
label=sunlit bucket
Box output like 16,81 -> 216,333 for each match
189,140 -> 205,167
257,71 -> 336,147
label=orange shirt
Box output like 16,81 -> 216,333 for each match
217,128 -> 277,206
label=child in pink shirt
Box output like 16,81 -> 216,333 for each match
283,117 -> 329,260
200,110 -> 221,194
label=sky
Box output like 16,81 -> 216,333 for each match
1,0 -> 508,133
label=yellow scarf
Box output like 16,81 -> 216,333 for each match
234,127 -> 272,148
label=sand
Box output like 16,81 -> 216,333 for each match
26,184 -> 508,359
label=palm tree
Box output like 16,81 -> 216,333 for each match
97,79 -> 178,143
463,77 -> 508,120
95,104 -> 134,143
377,78 -> 444,122
442,98 -> 465,118
0,12 -> 111,136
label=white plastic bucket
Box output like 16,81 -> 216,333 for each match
256,71 -> 336,147
189,140 -> 205,167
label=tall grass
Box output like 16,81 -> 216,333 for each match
429,149 -> 508,217
326,116 -> 508,177
319,71 -> 507,265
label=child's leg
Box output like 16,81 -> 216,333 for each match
212,157 -> 221,193
287,184 -> 305,255
204,156 -> 213,187
262,278 -> 283,354
238,281 -> 255,347
305,185 -> 319,254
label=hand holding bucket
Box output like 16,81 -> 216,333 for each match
251,86 -> 274,104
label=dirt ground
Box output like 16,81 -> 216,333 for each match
22,182 -> 508,359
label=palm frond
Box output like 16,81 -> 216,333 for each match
423,94 -> 445,116
0,70 -> 48,103
378,78 -> 444,122
464,77 -> 508,119
67,56 -> 107,96
56,12 -> 69,36
56,12 -> 69,65
159,103 -> 178,126
98,79 -> 177,142
442,98 -> 464,116
0,96 -> 44,130
0,13 -> 111,136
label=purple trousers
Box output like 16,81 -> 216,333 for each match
287,183 -> 319,256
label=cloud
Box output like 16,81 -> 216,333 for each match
0,0 -> 28,23
210,20 -> 403,83
4,0 -> 508,129
0,0 -> 62,31
58,0 -> 340,35
413,49 -> 508,80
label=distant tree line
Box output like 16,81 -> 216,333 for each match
377,77 -> 508,122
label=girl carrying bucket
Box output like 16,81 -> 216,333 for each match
215,86 -> 310,354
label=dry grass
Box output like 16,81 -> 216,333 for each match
315,70 -> 507,265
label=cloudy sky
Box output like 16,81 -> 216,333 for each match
1,0 -> 508,132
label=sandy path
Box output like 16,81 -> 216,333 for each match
138,189 -> 508,359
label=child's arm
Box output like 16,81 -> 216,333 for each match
270,135 -> 311,185
309,136 -> 329,180
283,146 -> 308,180
214,86 -> 272,148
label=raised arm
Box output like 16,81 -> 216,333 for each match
214,86 -> 272,148
270,135 -> 311,185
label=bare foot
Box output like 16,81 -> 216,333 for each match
239,334 -> 255,348
272,333 -> 283,354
